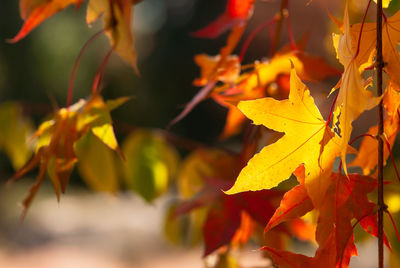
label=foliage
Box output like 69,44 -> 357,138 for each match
2,0 -> 400,267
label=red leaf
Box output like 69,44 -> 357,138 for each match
203,197 -> 241,256
191,0 -> 254,38
9,0 -> 83,43
265,184 -> 313,232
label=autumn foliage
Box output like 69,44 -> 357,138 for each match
3,0 -> 400,267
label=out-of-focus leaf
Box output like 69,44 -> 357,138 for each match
9,0 -> 83,43
122,130 -> 179,202
164,204 -> 189,245
87,0 -> 141,73
193,54 -> 240,87
177,149 -> 236,198
175,148 -> 283,256
351,84 -> 400,174
164,202 -> 208,246
215,254 -> 241,268
192,0 -> 254,38
0,103 -> 33,169
75,132 -> 119,192
10,93 -> 125,218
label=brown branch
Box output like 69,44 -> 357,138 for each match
376,0 -> 385,267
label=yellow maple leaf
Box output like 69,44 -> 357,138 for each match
331,6 -> 379,174
226,67 -> 342,207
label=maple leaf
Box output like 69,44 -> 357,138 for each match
8,0 -> 83,43
9,93 -> 128,218
351,84 -> 400,174
226,67 -> 342,207
171,38 -> 340,138
169,23 -> 246,127
173,148 -> 282,256
212,49 -> 340,138
87,0 -> 142,73
348,7 -> 400,91
331,5 -> 380,174
192,0 -> 254,38
265,169 -> 391,268
121,130 -> 180,202
193,54 -> 240,87
0,103 -> 33,170
10,0 -> 141,73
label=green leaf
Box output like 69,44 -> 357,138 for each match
75,132 -> 119,192
215,254 -> 241,268
0,102 -> 33,169
122,130 -> 179,202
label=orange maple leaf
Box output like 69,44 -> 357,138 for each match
350,8 -> 400,91
9,93 -> 128,219
8,0 -> 83,43
351,84 -> 400,174
264,166 -> 390,268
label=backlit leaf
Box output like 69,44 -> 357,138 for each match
226,68 -> 341,207
0,103 -> 33,169
87,0 -> 141,73
75,132 -> 119,192
331,6 -> 380,174
122,130 -> 179,202
10,93 -> 125,217
9,0 -> 82,43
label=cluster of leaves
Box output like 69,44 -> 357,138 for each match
3,0 -> 400,267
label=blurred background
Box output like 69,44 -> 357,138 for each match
0,0 -> 400,267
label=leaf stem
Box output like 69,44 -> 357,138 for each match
270,0 -> 288,56
239,17 -> 278,62
67,29 -> 104,107
383,138 -> 400,183
354,0 -> 372,59
385,209 -> 400,245
376,0 -> 385,267
92,47 -> 114,94
285,3 -> 297,51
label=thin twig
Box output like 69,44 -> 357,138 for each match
270,0 -> 288,56
383,138 -> 400,183
385,209 -> 400,245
